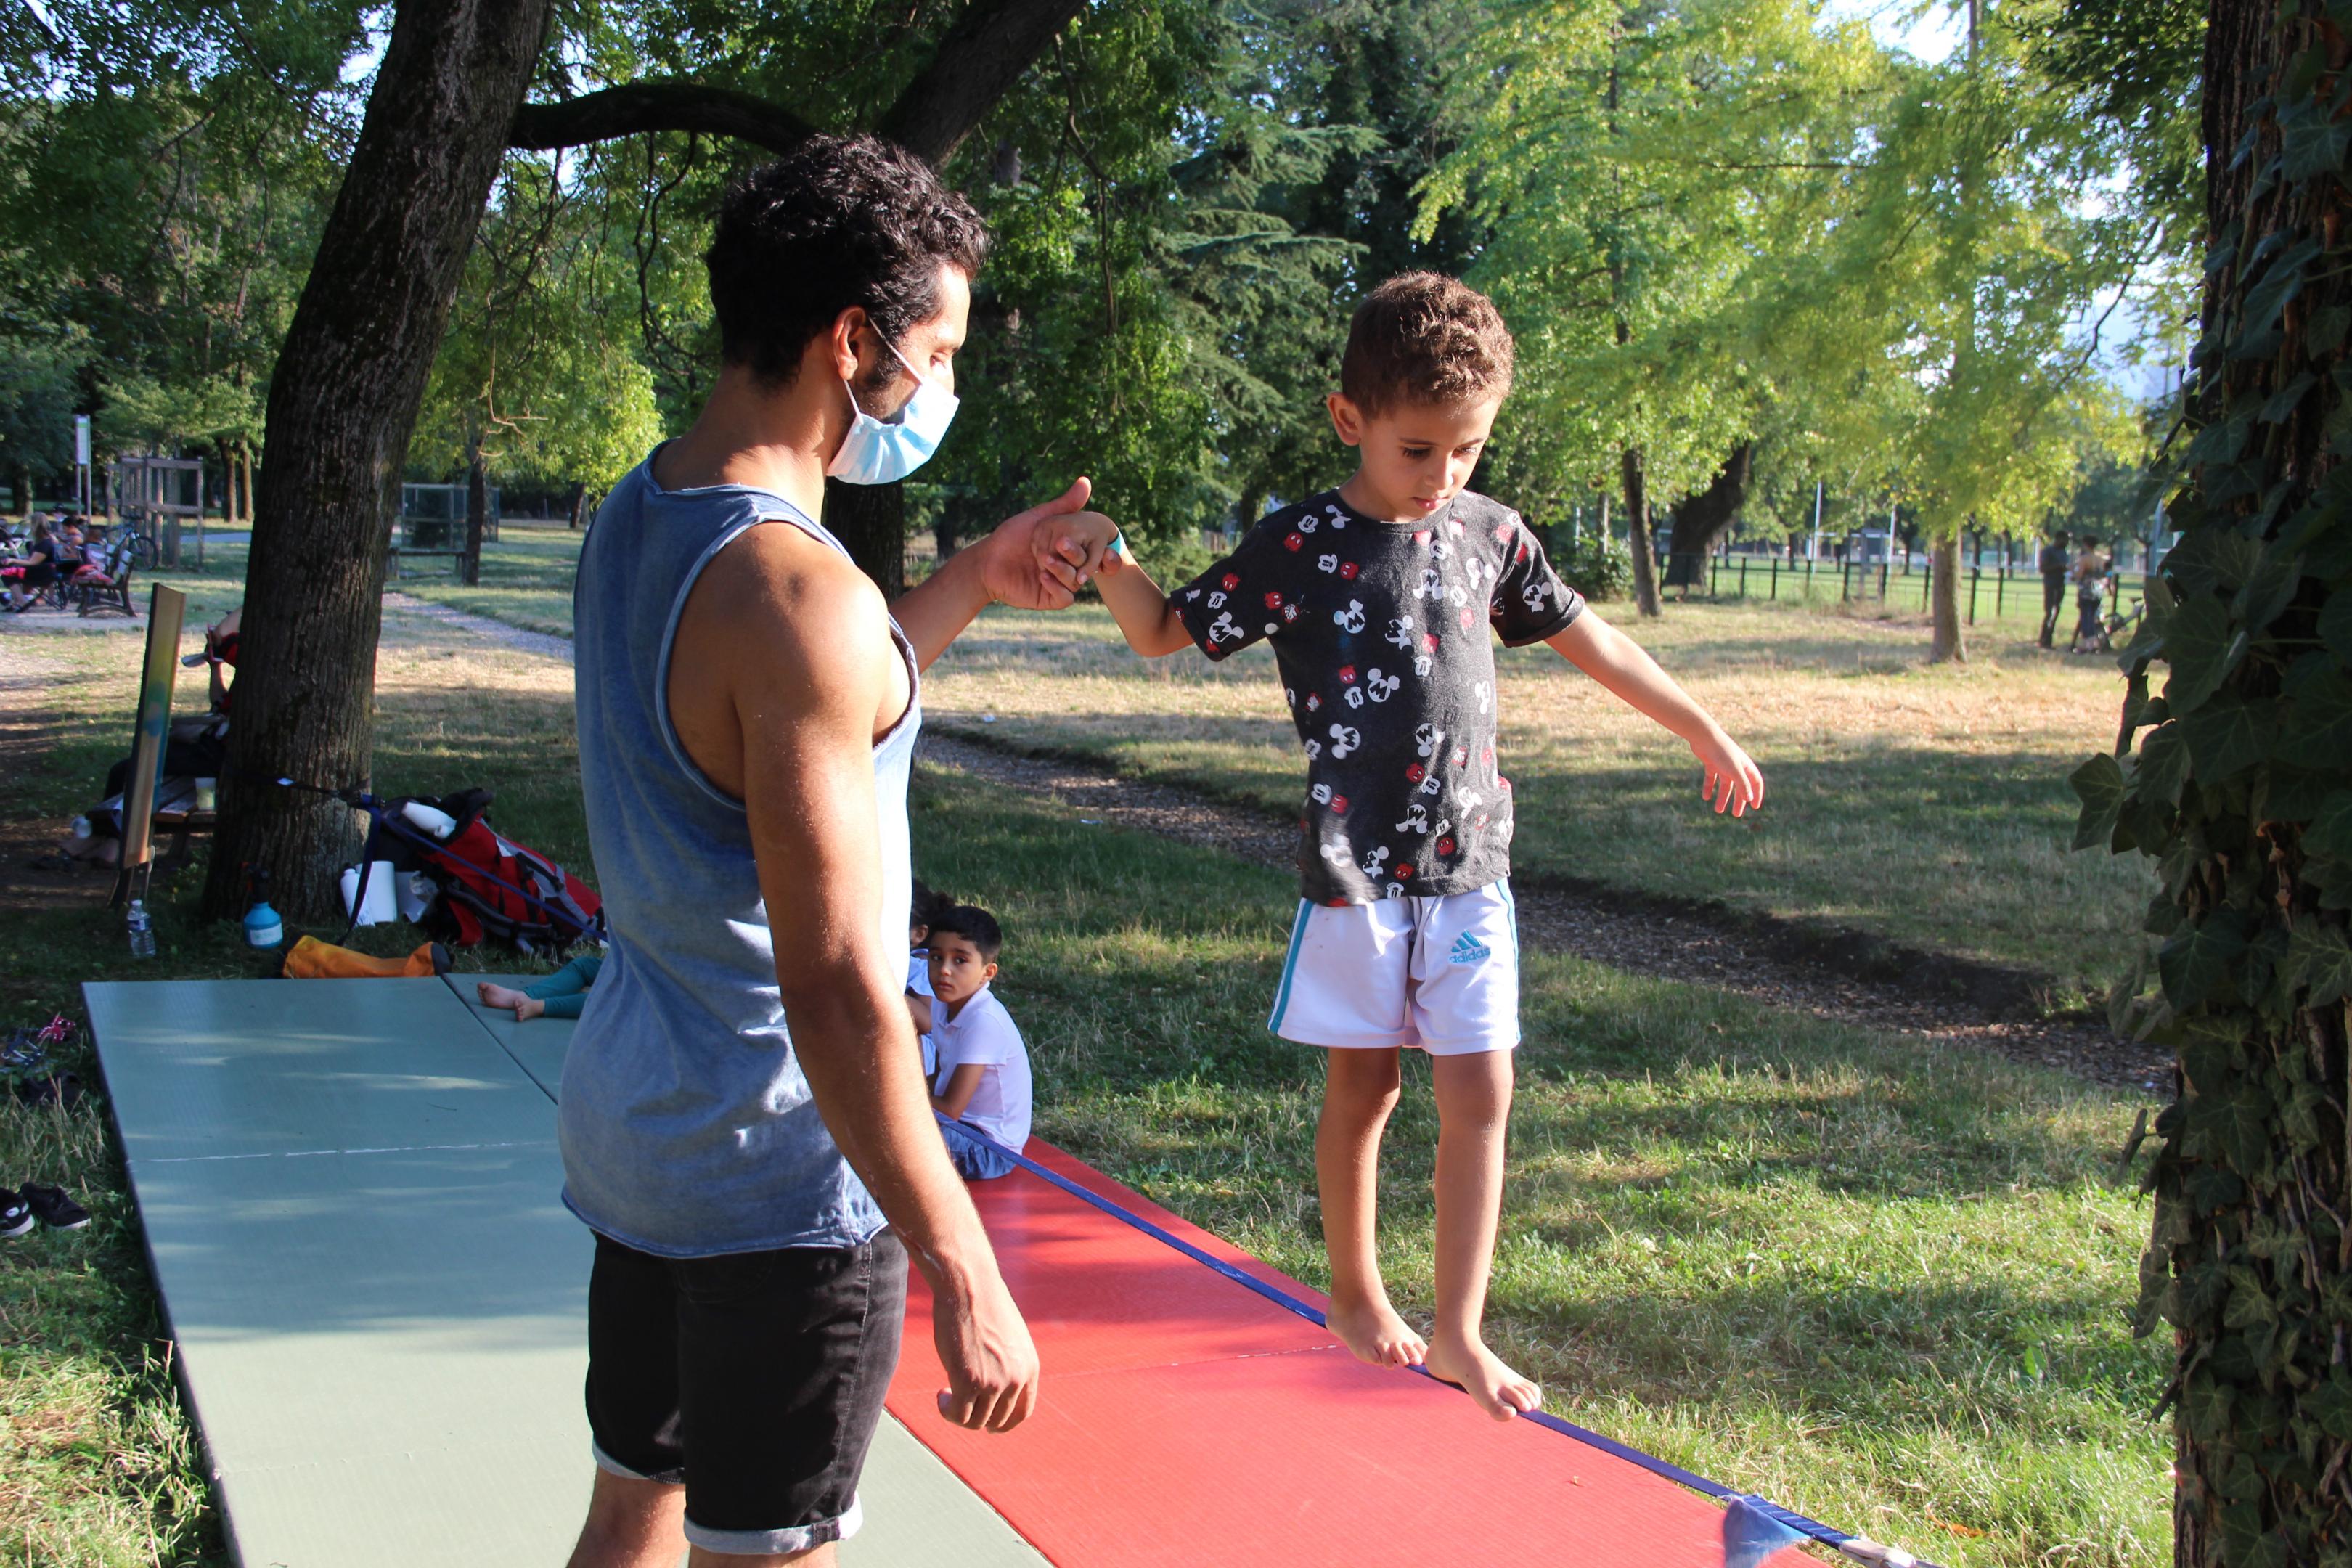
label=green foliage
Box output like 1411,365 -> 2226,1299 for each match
2066,4 -> 2352,1552
411,152 -> 662,493
0,4 -> 364,470
1552,531 -> 1638,603
0,325 -> 84,483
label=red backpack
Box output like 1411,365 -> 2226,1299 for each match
373,789 -> 605,955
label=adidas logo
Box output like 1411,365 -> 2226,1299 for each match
1448,932 -> 1492,966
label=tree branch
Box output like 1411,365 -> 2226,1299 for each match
874,0 -> 1087,165
510,82 -> 817,155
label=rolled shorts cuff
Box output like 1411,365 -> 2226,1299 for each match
592,1440 -> 684,1487
683,1493 -> 862,1557
1278,1021 -> 1519,1055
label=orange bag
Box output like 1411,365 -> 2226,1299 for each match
281,936 -> 449,979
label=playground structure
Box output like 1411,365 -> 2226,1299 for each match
390,481 -> 500,579
112,454 -> 207,568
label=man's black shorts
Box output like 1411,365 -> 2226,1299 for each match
586,1228 -> 907,1556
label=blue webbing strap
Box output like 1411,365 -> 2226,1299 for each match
936,1116 -> 1861,1556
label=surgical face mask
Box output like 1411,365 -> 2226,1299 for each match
827,335 -> 959,485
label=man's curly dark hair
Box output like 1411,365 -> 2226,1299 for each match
706,134 -> 991,388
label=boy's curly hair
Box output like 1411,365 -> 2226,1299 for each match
1339,271 -> 1516,417
706,133 -> 990,388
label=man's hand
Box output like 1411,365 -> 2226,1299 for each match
931,1263 -> 1040,1432
1691,727 -> 1764,817
970,478 -> 1118,608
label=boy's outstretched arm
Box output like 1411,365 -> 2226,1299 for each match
1092,546 -> 1196,658
1546,612 -> 1764,817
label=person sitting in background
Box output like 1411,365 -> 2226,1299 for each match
1,521 -> 65,611
904,905 -> 1032,1181
908,878 -> 952,1000
908,878 -> 955,1077
478,952 -> 605,1021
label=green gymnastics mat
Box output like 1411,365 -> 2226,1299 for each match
86,977 -> 1044,1568
444,971 -> 574,1098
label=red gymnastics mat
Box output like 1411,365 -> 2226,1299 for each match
886,1141 -> 1812,1568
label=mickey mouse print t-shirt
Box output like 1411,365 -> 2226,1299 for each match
1169,489 -> 1584,905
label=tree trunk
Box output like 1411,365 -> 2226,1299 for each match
566,480 -> 588,531
463,441 -> 488,586
2099,2 -> 2351,1562
201,0 -> 553,921
1664,441 -> 1753,591
825,478 -> 905,597
1929,530 -> 1965,662
1621,445 -> 1661,618
12,465 -> 28,521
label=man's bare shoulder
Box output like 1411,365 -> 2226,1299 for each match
687,522 -> 892,677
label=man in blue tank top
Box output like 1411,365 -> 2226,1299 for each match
563,134 -> 1117,1567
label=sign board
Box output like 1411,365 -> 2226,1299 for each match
112,584 -> 187,910
73,413 -> 90,466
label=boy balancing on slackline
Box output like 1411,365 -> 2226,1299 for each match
1083,272 -> 1765,1419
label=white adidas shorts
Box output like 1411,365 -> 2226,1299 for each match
1268,882 -> 1520,1055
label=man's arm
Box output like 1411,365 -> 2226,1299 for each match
1545,612 -> 1765,817
701,536 -> 1038,1432
890,478 -> 1119,671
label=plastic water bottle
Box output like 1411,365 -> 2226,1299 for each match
126,900 -> 156,960
399,800 -> 458,840
243,869 -> 283,950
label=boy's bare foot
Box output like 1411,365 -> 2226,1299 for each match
1425,1334 -> 1542,1421
1328,1294 -> 1427,1368
477,981 -> 531,1016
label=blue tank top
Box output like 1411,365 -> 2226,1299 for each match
560,452 -> 919,1256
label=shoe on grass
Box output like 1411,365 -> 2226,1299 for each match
23,1185 -> 89,1231
0,1189 -> 31,1239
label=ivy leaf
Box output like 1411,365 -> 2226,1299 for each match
2195,1077 -> 2276,1173
2287,924 -> 2352,1006
2281,105 -> 2352,180
2309,791 -> 2352,859
2071,754 -> 2126,851
2319,590 -> 2352,666
2277,669 -> 2352,768
2234,549 -> 2303,632
2161,910 -> 2250,1010
2161,592 -> 2245,714
2135,722 -> 2192,806
2181,691 -> 2279,783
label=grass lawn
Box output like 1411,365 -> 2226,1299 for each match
0,579 -> 2166,1567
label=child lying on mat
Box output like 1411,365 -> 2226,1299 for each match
1079,273 -> 1764,1420
902,904 -> 1032,1182
478,951 -> 604,1021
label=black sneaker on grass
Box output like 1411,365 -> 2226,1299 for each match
0,1189 -> 31,1239
23,1185 -> 89,1231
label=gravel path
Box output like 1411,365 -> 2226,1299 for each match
332,597 -> 2169,1095
919,727 -> 2170,1096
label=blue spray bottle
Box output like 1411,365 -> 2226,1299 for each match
243,866 -> 284,951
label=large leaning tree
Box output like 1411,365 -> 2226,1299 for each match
2072,0 -> 2352,1559
203,0 -> 1086,922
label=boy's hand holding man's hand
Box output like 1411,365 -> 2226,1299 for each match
968,477 -> 1126,610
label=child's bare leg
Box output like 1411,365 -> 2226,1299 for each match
1423,1050 -> 1542,1419
1316,1047 -> 1426,1368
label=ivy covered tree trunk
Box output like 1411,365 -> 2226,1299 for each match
200,0 -> 553,921
2072,1 -> 2352,1559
